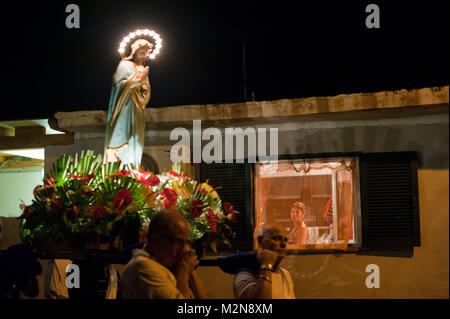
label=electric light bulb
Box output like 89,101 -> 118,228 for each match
118,29 -> 163,58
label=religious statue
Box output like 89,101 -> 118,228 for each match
104,29 -> 162,169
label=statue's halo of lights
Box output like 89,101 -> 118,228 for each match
118,29 -> 163,59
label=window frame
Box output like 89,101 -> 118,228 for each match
253,152 -> 363,255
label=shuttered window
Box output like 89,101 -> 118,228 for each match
198,163 -> 253,251
198,151 -> 420,256
359,151 -> 420,252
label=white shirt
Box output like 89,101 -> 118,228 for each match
234,266 -> 296,299
121,249 -> 192,299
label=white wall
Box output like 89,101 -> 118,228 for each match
0,168 -> 44,217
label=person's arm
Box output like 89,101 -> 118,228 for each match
188,270 -> 210,299
235,249 -> 282,299
300,224 -> 309,244
172,267 -> 192,298
236,269 -> 273,299
172,248 -> 200,299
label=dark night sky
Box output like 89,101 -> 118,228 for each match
0,0 -> 448,121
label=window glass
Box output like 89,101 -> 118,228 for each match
254,158 -> 359,250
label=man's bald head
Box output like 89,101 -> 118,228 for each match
147,209 -> 189,240
256,223 -> 288,251
256,223 -> 284,239
146,209 -> 191,267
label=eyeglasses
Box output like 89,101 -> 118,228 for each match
271,235 -> 289,243
157,230 -> 191,248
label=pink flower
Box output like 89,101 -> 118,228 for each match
206,210 -> 217,232
113,189 -> 133,213
91,205 -> 108,219
189,200 -> 204,218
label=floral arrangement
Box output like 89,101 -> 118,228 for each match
19,150 -> 237,253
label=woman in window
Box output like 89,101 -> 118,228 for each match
287,202 -> 308,246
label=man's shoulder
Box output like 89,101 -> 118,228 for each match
125,250 -> 156,270
279,267 -> 294,282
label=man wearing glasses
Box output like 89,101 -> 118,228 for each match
234,223 -> 296,299
121,210 -> 209,298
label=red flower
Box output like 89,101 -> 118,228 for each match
140,175 -> 160,187
107,170 -> 130,178
168,170 -> 191,180
161,188 -> 178,208
68,173 -> 94,183
21,205 -> 34,219
46,178 -> 55,186
189,200 -> 204,218
139,231 -> 148,243
33,185 -> 44,197
149,176 -> 160,186
223,202 -> 234,214
113,189 -> 133,213
50,198 -> 64,212
82,173 -> 95,183
223,202 -> 237,222
206,210 -> 217,232
169,170 -> 181,178
91,205 -> 108,219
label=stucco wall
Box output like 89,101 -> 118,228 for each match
196,169 -> 449,298
36,87 -> 450,298
42,112 -> 450,299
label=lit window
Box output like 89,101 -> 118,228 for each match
254,157 -> 361,251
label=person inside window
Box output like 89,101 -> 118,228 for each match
287,202 -> 308,246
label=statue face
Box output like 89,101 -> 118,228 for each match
134,46 -> 151,61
